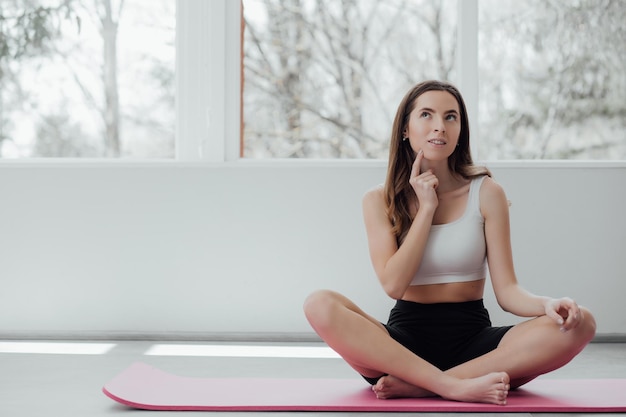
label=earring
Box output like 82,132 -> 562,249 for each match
402,136 -> 408,141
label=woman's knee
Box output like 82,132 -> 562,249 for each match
303,289 -> 342,326
578,306 -> 596,342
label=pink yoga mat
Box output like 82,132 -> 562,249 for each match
103,362 -> 626,412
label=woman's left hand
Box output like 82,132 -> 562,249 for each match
544,297 -> 582,332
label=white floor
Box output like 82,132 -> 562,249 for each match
1,340 -> 625,417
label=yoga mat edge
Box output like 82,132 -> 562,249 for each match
103,362 -> 626,412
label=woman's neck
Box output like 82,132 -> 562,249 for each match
421,160 -> 463,193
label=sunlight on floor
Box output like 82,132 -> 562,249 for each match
144,344 -> 341,358
0,341 -> 116,355
0,341 -> 342,358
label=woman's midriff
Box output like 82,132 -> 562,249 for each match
401,278 -> 486,304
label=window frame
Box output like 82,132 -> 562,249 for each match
176,0 -> 241,163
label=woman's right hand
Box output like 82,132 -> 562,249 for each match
409,149 -> 439,212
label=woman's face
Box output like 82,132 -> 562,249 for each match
403,90 -> 461,162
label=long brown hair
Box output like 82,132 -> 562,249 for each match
384,80 -> 491,244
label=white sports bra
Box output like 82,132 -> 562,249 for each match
409,175 -> 487,286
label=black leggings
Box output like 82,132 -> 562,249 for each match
363,299 -> 513,385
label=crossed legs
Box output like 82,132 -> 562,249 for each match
304,290 -> 510,405
303,289 -> 596,404
373,305 -> 596,399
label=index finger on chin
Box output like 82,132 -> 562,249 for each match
410,149 -> 423,178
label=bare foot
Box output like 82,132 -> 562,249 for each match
373,372 -> 510,405
372,375 -> 435,399
445,372 -> 510,405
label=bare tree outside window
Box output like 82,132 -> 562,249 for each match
0,0 -> 175,158
243,0 -> 625,160
5,1 -> 622,160
478,0 -> 626,160
243,0 -> 457,158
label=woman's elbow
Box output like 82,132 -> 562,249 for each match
381,281 -> 406,300
494,292 -> 514,313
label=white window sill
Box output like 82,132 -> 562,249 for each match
0,159 -> 624,169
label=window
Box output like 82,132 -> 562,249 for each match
242,0 -> 458,159
2,1 -> 624,161
242,0 -> 625,160
477,0 -> 625,160
0,0 -> 175,158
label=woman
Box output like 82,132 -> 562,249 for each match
303,80 -> 596,405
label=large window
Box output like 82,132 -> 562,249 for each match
477,0 -> 625,160
243,0 -> 458,158
0,0 -> 175,158
242,0 -> 625,160
2,1 -> 624,160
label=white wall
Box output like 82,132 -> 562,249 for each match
0,162 -> 624,339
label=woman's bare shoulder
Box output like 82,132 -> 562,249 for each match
362,184 -> 385,207
479,176 -> 510,216
480,176 -> 507,198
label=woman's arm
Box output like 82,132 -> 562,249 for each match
362,187 -> 435,299
363,150 -> 439,299
482,178 -> 582,330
